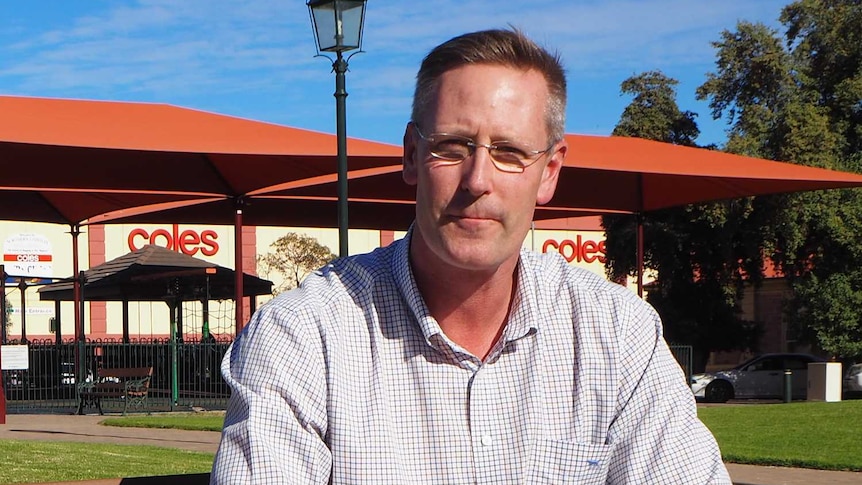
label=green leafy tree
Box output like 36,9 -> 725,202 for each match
256,232 -> 337,295
697,0 -> 862,359
613,71 -> 700,147
604,71 -> 761,371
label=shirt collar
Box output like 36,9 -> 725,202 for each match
503,250 -> 540,342
393,226 -> 441,344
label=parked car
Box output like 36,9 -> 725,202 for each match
844,363 -> 862,396
690,353 -> 826,403
60,362 -> 76,386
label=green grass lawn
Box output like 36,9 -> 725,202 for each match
112,404 -> 861,472
102,411 -> 225,431
698,399 -> 862,471
0,440 -> 213,484
3,402 -> 859,483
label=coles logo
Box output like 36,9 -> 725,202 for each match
128,224 -> 219,256
543,235 -> 607,264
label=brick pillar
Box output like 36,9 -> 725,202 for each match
87,225 -> 108,338
241,225 -> 258,324
379,230 -> 396,247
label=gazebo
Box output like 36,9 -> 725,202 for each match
37,244 -> 273,343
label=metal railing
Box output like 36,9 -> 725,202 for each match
3,339 -> 699,414
669,343 -> 694,384
2,338 -> 232,413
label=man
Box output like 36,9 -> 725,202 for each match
211,29 -> 730,484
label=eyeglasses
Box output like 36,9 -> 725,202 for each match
413,125 -> 555,173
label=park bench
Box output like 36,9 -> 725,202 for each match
76,366 -> 153,415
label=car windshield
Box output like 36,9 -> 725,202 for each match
729,354 -> 822,372
731,356 -> 761,371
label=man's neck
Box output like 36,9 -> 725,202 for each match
410,240 -> 519,360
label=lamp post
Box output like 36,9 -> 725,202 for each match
307,0 -> 367,257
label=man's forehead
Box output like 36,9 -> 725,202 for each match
420,65 -> 550,135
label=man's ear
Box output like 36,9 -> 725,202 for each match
536,140 -> 566,205
402,123 -> 418,186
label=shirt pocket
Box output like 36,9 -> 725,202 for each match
525,439 -> 615,485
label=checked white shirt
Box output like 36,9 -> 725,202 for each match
211,231 -> 730,484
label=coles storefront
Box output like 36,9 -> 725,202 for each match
0,218 -> 635,341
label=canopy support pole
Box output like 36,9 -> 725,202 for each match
54,300 -> 61,346
0,264 -> 6,424
69,225 -> 87,387
637,213 -> 644,299
234,201 -> 245,336
0,265 -> 5,345
18,279 -> 27,343
122,301 -> 130,344
168,299 -> 178,411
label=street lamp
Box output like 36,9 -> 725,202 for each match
307,0 -> 367,257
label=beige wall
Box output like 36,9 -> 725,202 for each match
1,221 -> 645,340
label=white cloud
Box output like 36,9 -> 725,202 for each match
1,1 -> 787,91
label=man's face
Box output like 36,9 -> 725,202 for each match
403,64 -> 566,274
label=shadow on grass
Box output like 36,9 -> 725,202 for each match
43,473 -> 210,484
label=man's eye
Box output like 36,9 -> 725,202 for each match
492,144 -> 528,160
432,138 -> 471,158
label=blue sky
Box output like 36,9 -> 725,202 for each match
0,0 -> 790,148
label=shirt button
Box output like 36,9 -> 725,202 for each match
481,435 -> 493,447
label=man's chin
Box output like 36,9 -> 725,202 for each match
437,240 -> 512,272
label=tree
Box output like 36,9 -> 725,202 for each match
604,71 -> 761,371
696,1 -> 862,359
256,233 -> 336,295
614,71 -> 700,147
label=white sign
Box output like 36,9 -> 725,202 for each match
1,345 -> 29,370
8,307 -> 55,316
3,233 -> 54,279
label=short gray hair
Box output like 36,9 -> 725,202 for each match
411,28 -> 567,144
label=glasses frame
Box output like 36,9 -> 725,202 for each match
413,124 -> 555,173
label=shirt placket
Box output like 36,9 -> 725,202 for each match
467,363 -> 499,484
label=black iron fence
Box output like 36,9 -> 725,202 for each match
3,339 -> 698,414
2,338 -> 232,413
669,343 -> 694,384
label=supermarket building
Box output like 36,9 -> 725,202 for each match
2,217 -> 626,342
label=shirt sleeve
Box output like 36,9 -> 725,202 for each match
605,298 -> 732,484
210,298 -> 332,484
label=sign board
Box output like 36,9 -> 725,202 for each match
8,307 -> 55,316
0,345 -> 29,370
3,233 -> 53,279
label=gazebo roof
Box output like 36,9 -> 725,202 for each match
38,245 -> 272,302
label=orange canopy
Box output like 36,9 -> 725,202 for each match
276,134 -> 862,213
0,95 -> 401,223
0,95 -> 401,156
84,194 -> 600,230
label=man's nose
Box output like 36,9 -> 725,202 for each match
459,145 -> 494,196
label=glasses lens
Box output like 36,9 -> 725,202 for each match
428,134 -> 472,161
489,144 -> 531,172
416,125 -> 548,173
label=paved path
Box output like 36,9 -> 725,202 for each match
0,413 -> 218,454
1,413 -> 860,484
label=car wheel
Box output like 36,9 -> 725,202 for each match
705,380 -> 734,403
